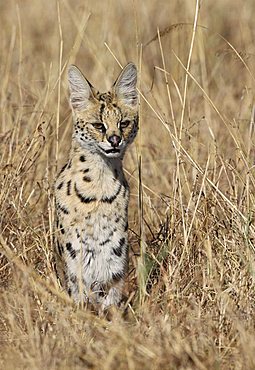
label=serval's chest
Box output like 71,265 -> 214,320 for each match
54,151 -> 129,305
55,153 -> 129,226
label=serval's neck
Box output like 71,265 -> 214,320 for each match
70,142 -> 124,181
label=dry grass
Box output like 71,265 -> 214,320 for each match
1,0 -> 255,369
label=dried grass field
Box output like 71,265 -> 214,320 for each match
1,0 -> 255,369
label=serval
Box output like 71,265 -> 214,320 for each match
54,62 -> 138,311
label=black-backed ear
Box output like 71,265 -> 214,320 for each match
113,63 -> 138,106
67,65 -> 95,111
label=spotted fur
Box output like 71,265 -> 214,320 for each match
54,63 -> 138,311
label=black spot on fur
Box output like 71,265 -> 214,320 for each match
59,163 -> 67,175
108,229 -> 115,238
100,238 -> 111,246
119,238 -> 125,247
98,288 -> 106,298
66,242 -> 77,259
80,155 -> 86,162
56,201 -> 69,215
83,176 -> 92,182
67,180 -> 72,195
124,222 -> 128,231
99,103 -> 105,122
74,183 -> 96,203
113,247 -> 122,257
84,249 -> 95,267
60,224 -> 65,234
123,183 -> 129,198
57,181 -> 64,190
76,228 -> 80,239
102,184 -> 122,204
112,271 -> 124,282
70,274 -> 77,284
113,238 -> 125,257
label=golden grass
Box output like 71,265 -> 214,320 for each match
1,0 -> 255,368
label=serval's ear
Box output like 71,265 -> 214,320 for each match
68,65 -> 95,111
113,62 -> 138,106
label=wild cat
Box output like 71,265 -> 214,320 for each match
54,62 -> 138,311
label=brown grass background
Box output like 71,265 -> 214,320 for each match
1,0 -> 255,369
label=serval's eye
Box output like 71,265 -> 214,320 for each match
120,120 -> 130,129
91,123 -> 106,133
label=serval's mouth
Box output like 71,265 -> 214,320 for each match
104,148 -> 120,154
97,141 -> 123,157
100,146 -> 122,158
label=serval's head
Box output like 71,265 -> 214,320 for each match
68,63 -> 138,159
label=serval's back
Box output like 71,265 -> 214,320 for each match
54,63 -> 138,311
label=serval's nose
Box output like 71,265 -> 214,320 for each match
108,135 -> 121,148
